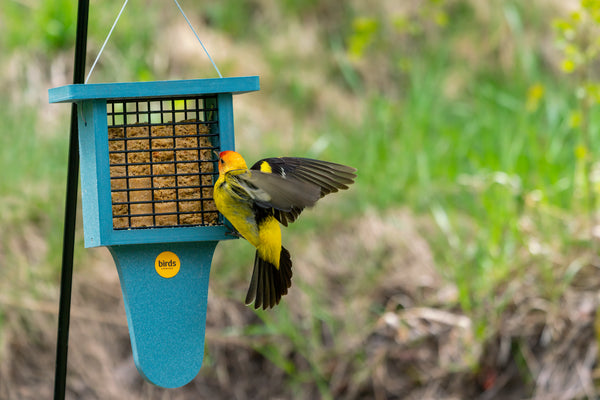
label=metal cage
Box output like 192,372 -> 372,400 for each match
106,96 -> 220,230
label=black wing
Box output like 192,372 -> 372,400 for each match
250,157 -> 357,226
224,168 -> 321,212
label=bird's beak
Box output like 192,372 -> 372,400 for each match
213,150 -> 223,174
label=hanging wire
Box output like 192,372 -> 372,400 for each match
85,0 -> 129,84
85,0 -> 223,83
173,0 -> 223,78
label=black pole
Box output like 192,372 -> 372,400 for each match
53,1 -> 89,399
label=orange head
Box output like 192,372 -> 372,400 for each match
218,150 -> 248,174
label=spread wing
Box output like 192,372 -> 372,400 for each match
224,169 -> 321,212
250,157 -> 357,226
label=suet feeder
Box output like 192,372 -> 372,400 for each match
48,77 -> 259,388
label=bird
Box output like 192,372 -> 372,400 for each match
213,150 -> 357,309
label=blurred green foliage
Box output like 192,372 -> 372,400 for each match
3,0 -> 600,397
204,0 -> 256,38
2,0 -> 76,52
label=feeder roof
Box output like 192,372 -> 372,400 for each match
49,76 -> 259,103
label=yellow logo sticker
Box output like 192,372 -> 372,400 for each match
155,251 -> 181,278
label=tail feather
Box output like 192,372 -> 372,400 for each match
245,247 -> 293,309
245,252 -> 260,306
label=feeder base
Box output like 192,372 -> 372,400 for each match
108,241 -> 216,388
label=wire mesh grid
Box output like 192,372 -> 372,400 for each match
107,96 -> 221,229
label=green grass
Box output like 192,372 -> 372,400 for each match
0,103 -> 68,294
223,48 -> 589,391
247,40 -> 585,347
0,101 -> 68,248
2,0 -> 600,397
208,2 -> 596,392
0,100 -> 71,355
318,59 -> 581,317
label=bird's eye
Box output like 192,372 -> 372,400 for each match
220,158 -> 225,164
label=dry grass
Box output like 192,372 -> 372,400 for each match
2,209 -> 599,399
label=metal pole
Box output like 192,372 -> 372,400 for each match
53,1 -> 89,399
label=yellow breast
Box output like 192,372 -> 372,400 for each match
213,175 -> 260,246
214,174 -> 282,267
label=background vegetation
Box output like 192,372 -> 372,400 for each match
2,0 -> 600,398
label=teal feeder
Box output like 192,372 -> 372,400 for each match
48,76 -> 259,388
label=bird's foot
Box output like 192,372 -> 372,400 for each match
225,229 -> 243,238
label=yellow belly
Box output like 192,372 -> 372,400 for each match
214,177 -> 282,267
257,216 -> 282,268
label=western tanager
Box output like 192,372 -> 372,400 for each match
213,150 -> 356,309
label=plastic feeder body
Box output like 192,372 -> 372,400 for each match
49,77 -> 259,388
